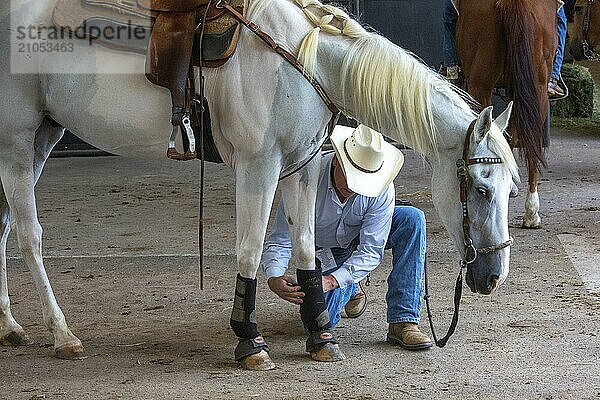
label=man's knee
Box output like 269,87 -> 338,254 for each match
393,206 -> 426,233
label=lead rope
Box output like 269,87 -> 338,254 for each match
424,158 -> 467,347
423,120 -> 475,347
423,258 -> 464,347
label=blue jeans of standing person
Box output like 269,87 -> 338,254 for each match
443,0 -> 459,68
322,206 -> 427,328
554,6 -> 568,80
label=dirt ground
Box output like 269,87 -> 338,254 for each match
0,127 -> 599,399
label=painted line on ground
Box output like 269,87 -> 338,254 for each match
557,234 -> 600,300
7,253 -> 234,260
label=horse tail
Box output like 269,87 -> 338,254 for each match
497,0 -> 547,172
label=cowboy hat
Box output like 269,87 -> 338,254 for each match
330,124 -> 404,197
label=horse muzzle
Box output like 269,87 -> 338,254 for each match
465,252 -> 506,295
466,269 -> 500,294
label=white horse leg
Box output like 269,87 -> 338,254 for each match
523,167 -> 541,228
279,161 -> 319,274
279,158 -> 345,362
0,191 -> 32,346
0,124 -> 82,359
230,157 -> 281,371
1,119 -> 64,347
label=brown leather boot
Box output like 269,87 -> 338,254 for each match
548,78 -> 566,99
387,322 -> 433,350
343,283 -> 367,318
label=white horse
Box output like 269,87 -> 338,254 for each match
0,0 -> 519,369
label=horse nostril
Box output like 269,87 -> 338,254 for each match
488,275 -> 500,292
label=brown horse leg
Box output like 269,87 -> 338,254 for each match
523,165 -> 541,228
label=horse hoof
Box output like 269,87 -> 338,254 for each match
240,350 -> 275,371
522,220 -> 541,229
1,329 -> 34,346
522,214 -> 541,229
310,343 -> 346,362
54,340 -> 84,360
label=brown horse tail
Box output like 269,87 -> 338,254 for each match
497,0 -> 547,172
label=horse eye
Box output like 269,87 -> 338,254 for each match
476,187 -> 488,198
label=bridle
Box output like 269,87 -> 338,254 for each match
580,0 -> 600,60
424,120 -> 514,347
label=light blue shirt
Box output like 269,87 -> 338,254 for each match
260,152 -> 395,288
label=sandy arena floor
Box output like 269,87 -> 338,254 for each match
0,128 -> 599,399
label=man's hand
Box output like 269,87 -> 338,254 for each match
322,275 -> 339,293
268,276 -> 305,304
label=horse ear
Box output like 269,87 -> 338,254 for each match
493,101 -> 513,133
473,106 -> 493,144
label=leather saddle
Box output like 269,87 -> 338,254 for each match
53,0 -> 245,161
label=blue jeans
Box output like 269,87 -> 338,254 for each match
322,206 -> 426,327
554,6 -> 567,80
443,0 -> 459,67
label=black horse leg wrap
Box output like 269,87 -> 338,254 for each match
230,274 -> 260,339
297,267 -> 332,332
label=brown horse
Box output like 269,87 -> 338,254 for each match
455,0 -> 557,228
569,0 -> 600,60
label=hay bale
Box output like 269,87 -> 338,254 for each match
551,64 -> 594,118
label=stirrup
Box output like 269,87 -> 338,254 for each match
167,113 -> 197,161
548,75 -> 569,101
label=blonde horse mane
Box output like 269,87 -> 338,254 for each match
248,0 -> 519,177
340,33 -> 522,179
249,0 -> 363,74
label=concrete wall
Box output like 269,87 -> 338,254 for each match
362,0 -> 445,67
332,0 -> 445,66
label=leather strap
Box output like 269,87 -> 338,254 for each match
305,330 -> 338,353
197,3 -> 212,290
424,257 -> 462,348
217,0 -> 340,116
583,0 -> 595,43
278,112 -> 340,181
581,0 -> 600,60
234,336 -> 270,361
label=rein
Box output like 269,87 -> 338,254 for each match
424,120 -> 513,347
581,0 -> 600,60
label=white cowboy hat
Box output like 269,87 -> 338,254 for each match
330,124 -> 404,197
